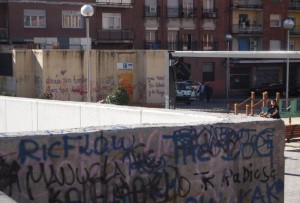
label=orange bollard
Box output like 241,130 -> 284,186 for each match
251,92 -> 255,116
246,104 -> 250,116
234,103 -> 238,115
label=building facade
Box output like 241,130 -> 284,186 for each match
0,0 -> 299,97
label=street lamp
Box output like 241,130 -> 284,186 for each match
283,19 -> 294,110
81,5 -> 94,102
225,34 -> 232,102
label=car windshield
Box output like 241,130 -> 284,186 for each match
176,83 -> 191,90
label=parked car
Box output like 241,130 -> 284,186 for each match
176,81 -> 193,105
185,80 -> 202,92
249,82 -> 285,96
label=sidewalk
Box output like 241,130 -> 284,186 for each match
282,117 -> 300,125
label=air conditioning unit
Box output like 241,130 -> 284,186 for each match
250,40 -> 257,51
250,40 -> 257,46
150,6 -> 157,13
250,46 -> 257,51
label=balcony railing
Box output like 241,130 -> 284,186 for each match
167,7 -> 197,18
144,5 -> 160,17
0,28 -> 8,39
231,0 -> 263,9
202,41 -> 219,51
167,7 -> 181,18
289,1 -> 300,10
202,8 -> 218,19
290,25 -> 300,35
232,24 -> 263,34
182,8 -> 197,18
144,41 -> 161,49
96,0 -> 133,5
167,42 -> 179,50
180,41 -> 198,51
97,29 -> 134,41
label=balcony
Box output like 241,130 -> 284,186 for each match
202,8 -> 218,19
231,0 -> 263,9
290,25 -> 300,35
167,7 -> 180,18
144,41 -> 161,49
0,28 -> 8,40
181,8 -> 198,19
289,1 -> 300,10
180,41 -> 198,51
167,42 -> 179,50
95,0 -> 134,7
144,5 -> 160,17
97,29 -> 134,41
232,24 -> 262,34
202,41 -> 219,51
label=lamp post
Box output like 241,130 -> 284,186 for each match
283,19 -> 294,110
81,5 -> 94,102
225,34 -> 232,102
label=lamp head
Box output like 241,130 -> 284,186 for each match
225,34 -> 232,42
283,19 -> 294,30
81,5 -> 94,17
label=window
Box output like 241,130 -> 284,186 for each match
290,41 -> 295,50
183,0 -> 194,17
183,34 -> 194,50
0,53 -> 13,76
270,40 -> 281,50
203,33 -> 214,50
146,30 -> 159,49
96,0 -> 132,4
24,9 -> 46,28
270,14 -> 281,27
203,63 -> 215,81
146,30 -> 158,42
168,31 -> 178,50
62,11 -> 83,28
102,13 -> 121,29
203,0 -> 214,9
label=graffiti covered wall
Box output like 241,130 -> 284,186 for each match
0,120 -> 285,203
1,50 -> 167,106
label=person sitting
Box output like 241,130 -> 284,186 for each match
260,100 -> 280,119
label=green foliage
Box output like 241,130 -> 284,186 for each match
104,86 -> 130,105
0,91 -> 15,97
39,92 -> 53,99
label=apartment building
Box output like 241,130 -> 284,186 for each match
0,0 -> 299,97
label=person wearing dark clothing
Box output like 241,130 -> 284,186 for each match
205,85 -> 213,102
260,100 -> 280,119
197,83 -> 206,101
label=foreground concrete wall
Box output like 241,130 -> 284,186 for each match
0,96 -> 221,133
1,50 -> 168,106
0,120 -> 285,203
0,96 -> 286,203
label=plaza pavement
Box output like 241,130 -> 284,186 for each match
282,117 -> 300,203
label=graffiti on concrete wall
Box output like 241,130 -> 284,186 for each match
147,75 -> 165,100
134,81 -> 147,103
40,70 -> 117,101
0,125 -> 283,203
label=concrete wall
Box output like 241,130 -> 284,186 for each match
0,104 -> 285,202
0,96 -> 221,133
0,96 -> 286,203
1,50 -> 168,106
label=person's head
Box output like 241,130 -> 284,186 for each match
270,100 -> 277,106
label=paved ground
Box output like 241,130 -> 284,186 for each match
284,140 -> 300,203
